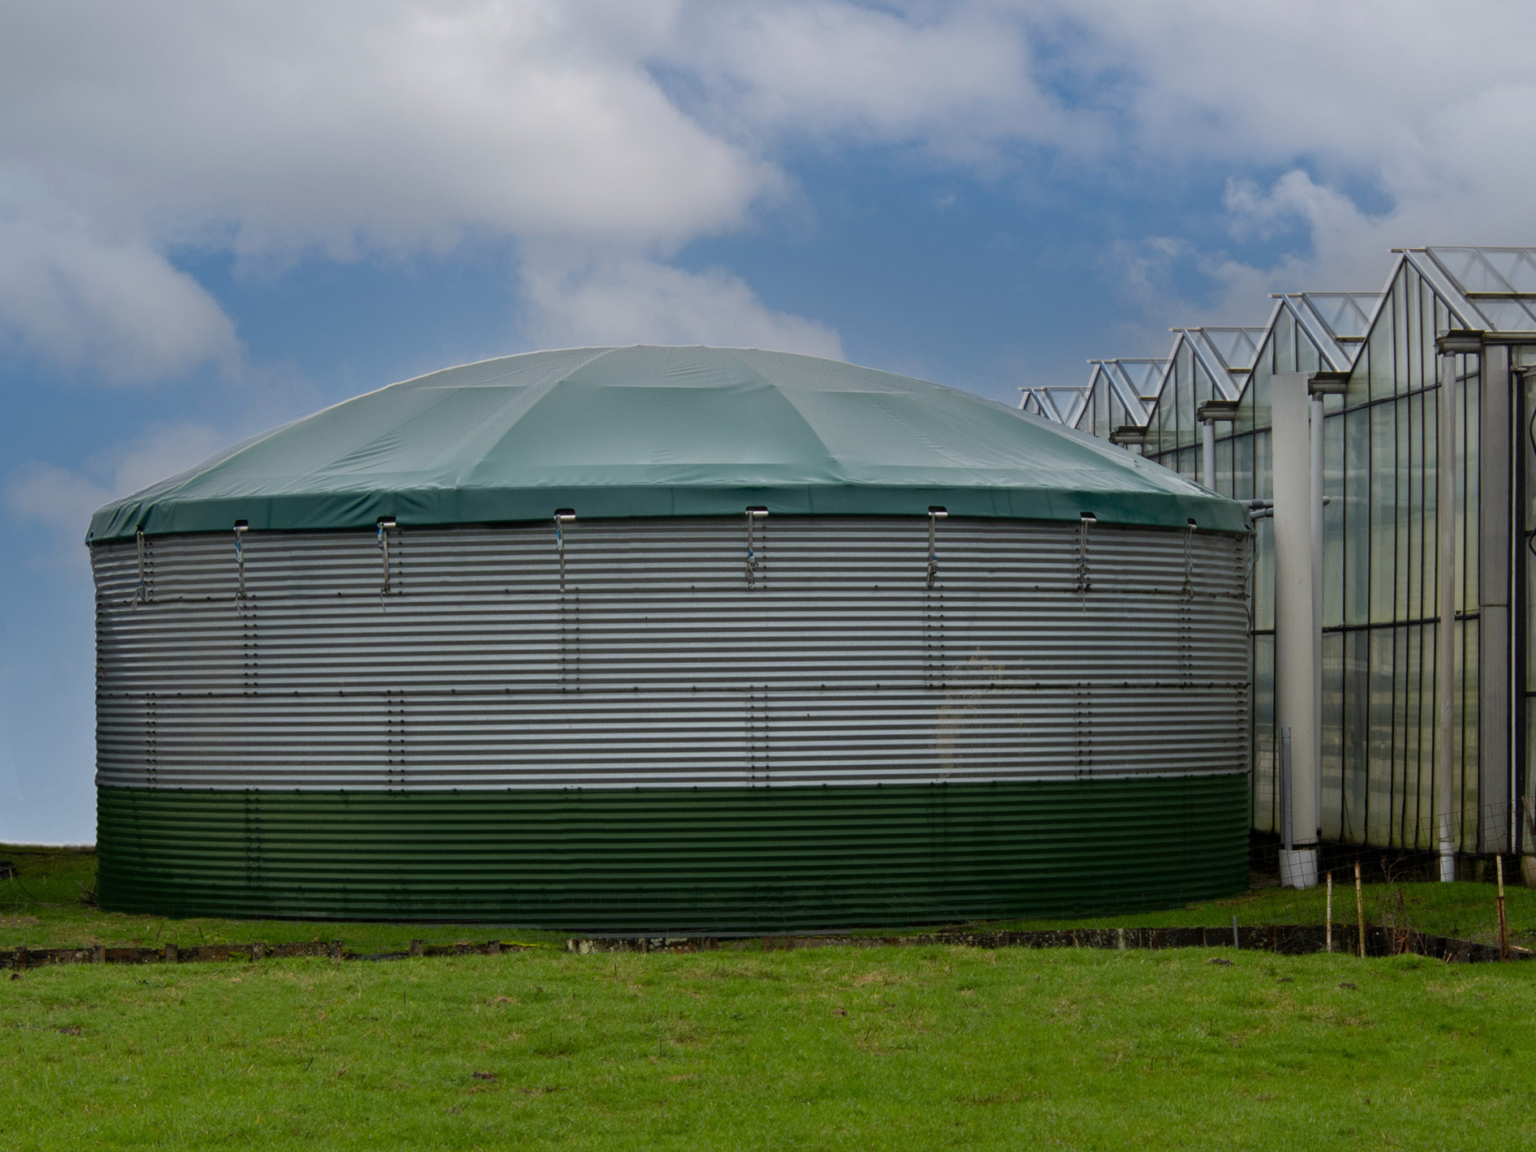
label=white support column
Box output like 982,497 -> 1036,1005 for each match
1202,420 -> 1216,490
1479,344 -> 1513,854
1437,352 -> 1458,882
1273,374 -> 1318,888
1309,392 -> 1325,839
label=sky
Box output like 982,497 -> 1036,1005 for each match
4,0 -> 1536,842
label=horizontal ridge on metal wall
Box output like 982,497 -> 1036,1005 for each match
94,516 -> 1250,791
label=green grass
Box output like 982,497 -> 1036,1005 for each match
4,843 -> 1530,951
6,845 -> 1536,1148
4,943 -> 1536,1149
0,845 -> 565,953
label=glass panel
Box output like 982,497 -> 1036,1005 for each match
1369,291 -> 1396,402
1404,622 -> 1428,846
1156,383 -> 1173,456
1346,353 -> 1371,409
1460,356 -> 1479,614
1415,620 -> 1437,850
1321,630 -> 1345,841
1342,628 -> 1370,843
1457,616 -> 1479,853
1253,514 -> 1274,632
1234,433 -> 1254,503
1274,313 -> 1295,374
1176,345 -> 1196,449
1252,364 -> 1272,432
1253,634 -> 1276,835
1395,396 -> 1412,617
1419,393 -> 1431,632
1407,390 -> 1427,621
1344,409 -> 1370,626
1391,625 -> 1410,845
1419,280 -> 1437,396
1322,411 -> 1344,628
1370,402 -> 1396,623
1367,627 -> 1395,846
1296,330 -> 1320,375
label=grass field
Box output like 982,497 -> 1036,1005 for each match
5,845 -> 1536,1149
6,942 -> 1536,1149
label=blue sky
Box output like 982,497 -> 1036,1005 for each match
4,0 -> 1535,841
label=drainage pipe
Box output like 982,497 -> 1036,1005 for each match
1437,352 -> 1458,883
1272,373 -> 1318,888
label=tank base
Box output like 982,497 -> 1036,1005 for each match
98,775 -> 1250,931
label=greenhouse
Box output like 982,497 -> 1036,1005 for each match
1034,246 -> 1536,867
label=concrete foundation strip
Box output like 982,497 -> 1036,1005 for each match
1,925 -> 1529,970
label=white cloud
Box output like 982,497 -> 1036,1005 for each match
670,2 -> 1098,164
0,209 -> 239,383
5,422 -> 234,557
4,463 -> 111,539
0,0 -> 787,376
518,251 -> 844,357
5,0 -> 1536,373
0,1 -> 768,255
1053,0 -> 1536,305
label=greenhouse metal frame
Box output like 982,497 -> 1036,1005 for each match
1033,246 -> 1536,858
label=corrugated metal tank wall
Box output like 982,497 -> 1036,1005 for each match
94,515 -> 1251,929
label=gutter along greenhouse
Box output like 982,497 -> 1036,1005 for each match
1024,245 -> 1536,879
89,347 -> 1252,930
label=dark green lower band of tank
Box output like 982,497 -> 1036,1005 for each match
98,776 -> 1249,931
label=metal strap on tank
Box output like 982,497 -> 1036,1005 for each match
377,517 -> 397,597
233,521 -> 248,609
1182,518 -> 1197,601
924,508 -> 946,691
745,507 -> 768,589
554,510 -> 575,592
926,507 -> 946,589
555,511 -> 578,690
134,529 -> 149,606
1076,512 -> 1095,605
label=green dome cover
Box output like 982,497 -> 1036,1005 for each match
90,345 -> 1248,540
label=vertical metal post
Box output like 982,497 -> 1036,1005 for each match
1201,419 -> 1216,490
1326,871 -> 1333,953
1479,343 -> 1513,854
1354,861 -> 1365,958
1437,353 -> 1458,882
1273,374 -> 1318,888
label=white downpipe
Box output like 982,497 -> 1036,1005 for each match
1273,374 -> 1318,888
1437,353 -> 1458,883
1202,420 -> 1216,490
1309,393 -> 1325,844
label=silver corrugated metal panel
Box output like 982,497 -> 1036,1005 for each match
94,517 -> 1250,790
